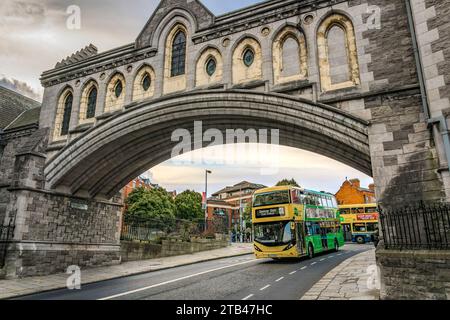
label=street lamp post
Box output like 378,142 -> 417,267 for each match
204,170 -> 212,231
239,187 -> 243,243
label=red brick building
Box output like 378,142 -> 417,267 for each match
122,176 -> 156,200
335,178 -> 376,205
206,181 -> 266,230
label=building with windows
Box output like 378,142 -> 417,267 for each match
207,181 -> 266,231
335,178 -> 376,205
121,175 -> 157,200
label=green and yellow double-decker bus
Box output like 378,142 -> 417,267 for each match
252,186 -> 345,259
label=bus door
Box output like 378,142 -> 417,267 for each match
295,222 -> 305,255
342,224 -> 352,242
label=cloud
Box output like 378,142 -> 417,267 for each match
149,145 -> 373,196
0,77 -> 42,101
0,1 -> 46,24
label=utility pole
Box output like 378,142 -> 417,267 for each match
239,186 -> 243,243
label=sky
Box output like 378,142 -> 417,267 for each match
0,0 -> 373,195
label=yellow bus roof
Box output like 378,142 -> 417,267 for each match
253,186 -> 301,194
338,203 -> 377,208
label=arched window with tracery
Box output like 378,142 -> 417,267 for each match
86,87 -> 97,119
171,30 -> 186,77
164,24 -> 189,94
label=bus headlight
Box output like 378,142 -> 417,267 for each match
279,207 -> 285,215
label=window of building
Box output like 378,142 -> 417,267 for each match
142,73 -> 151,91
281,36 -> 301,77
114,80 -> 123,98
86,87 -> 97,119
317,14 -> 360,91
243,48 -> 255,67
206,57 -> 216,76
61,92 -> 73,136
171,30 -> 186,77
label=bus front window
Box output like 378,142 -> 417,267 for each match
254,222 -> 293,246
253,191 -> 290,207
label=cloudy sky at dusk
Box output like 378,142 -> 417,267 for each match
0,0 -> 372,195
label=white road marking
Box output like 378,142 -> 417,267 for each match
311,262 -> 317,266
260,285 -> 271,291
337,253 -> 343,256
320,258 -> 325,261
98,259 -> 258,300
300,266 -> 307,270
242,294 -> 254,301
289,271 -> 297,275
329,255 -> 335,259
275,277 -> 284,282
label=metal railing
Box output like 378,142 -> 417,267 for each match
0,220 -> 15,268
120,216 -> 229,243
379,202 -> 450,250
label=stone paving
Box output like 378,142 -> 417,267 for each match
301,249 -> 380,300
0,243 -> 253,300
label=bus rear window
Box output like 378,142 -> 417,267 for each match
353,223 -> 367,232
366,207 -> 378,213
253,191 -> 290,207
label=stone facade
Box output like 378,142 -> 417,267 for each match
1,0 -> 450,299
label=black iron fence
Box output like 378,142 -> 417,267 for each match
121,216 -> 229,243
0,220 -> 15,268
379,202 -> 450,250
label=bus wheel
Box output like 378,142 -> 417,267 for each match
308,244 -> 314,259
334,239 -> 339,252
356,236 -> 365,244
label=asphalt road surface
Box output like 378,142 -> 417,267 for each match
15,243 -> 372,300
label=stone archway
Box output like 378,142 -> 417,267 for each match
45,90 -> 371,199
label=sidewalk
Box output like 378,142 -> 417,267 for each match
301,249 -> 380,300
0,243 -> 253,299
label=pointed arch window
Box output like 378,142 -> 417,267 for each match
61,92 -> 73,136
142,73 -> 151,91
171,30 -> 186,77
86,87 -> 97,119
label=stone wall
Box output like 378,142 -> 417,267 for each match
377,248 -> 450,300
2,189 -> 122,278
161,239 -> 229,257
120,239 -> 229,262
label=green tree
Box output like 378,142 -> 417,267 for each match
174,190 -> 204,221
276,178 -> 300,187
243,203 -> 252,228
125,187 -> 176,228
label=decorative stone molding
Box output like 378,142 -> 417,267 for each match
273,26 -> 308,85
232,37 -> 263,85
195,47 -> 223,87
317,13 -> 360,92
132,65 -> 156,102
104,73 -> 126,113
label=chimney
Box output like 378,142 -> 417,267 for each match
349,179 -> 360,188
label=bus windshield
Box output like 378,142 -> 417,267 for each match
253,191 -> 290,207
254,221 -> 293,247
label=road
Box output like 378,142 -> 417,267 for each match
16,243 -> 372,300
